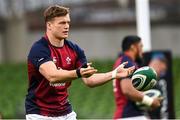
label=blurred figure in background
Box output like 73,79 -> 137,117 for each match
148,53 -> 168,119
149,53 -> 167,79
25,5 -> 135,120
112,35 -> 162,119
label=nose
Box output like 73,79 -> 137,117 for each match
65,22 -> 69,29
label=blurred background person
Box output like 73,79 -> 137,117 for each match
148,53 -> 168,119
149,53 -> 167,78
112,35 -> 162,119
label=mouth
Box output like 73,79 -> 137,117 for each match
63,31 -> 69,35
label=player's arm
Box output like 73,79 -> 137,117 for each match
82,72 -> 113,87
120,78 -> 162,108
120,78 -> 144,101
39,61 -> 97,83
82,62 -> 135,87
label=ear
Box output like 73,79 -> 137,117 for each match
130,44 -> 135,50
47,22 -> 52,30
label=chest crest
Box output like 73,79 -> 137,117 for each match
66,56 -> 71,65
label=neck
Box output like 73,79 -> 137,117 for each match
46,32 -> 64,47
124,51 -> 136,61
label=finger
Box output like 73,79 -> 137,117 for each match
127,66 -> 135,74
81,67 -> 94,72
123,66 -> 134,76
158,96 -> 164,101
87,63 -> 93,69
82,69 -> 97,75
83,69 -> 97,74
87,62 -> 92,66
81,67 -> 95,72
119,62 -> 128,68
126,66 -> 135,71
122,61 -> 128,66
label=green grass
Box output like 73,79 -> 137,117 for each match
0,58 -> 180,118
69,80 -> 115,119
173,58 -> 180,116
69,60 -> 115,119
0,64 -> 27,118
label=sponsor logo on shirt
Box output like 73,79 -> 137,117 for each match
38,58 -> 44,62
49,82 -> 65,87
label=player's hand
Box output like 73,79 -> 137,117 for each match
112,62 -> 135,79
151,97 -> 163,109
80,63 -> 97,78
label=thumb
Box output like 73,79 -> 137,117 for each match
115,61 -> 128,70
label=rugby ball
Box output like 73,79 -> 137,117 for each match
131,66 -> 157,91
136,89 -> 162,110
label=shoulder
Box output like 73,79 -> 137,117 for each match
28,37 -> 50,58
119,54 -> 135,68
31,37 -> 49,50
65,39 -> 83,51
65,39 -> 87,64
65,39 -> 85,56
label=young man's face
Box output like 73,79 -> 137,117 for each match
47,14 -> 70,40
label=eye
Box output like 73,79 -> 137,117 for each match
59,21 -> 66,24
